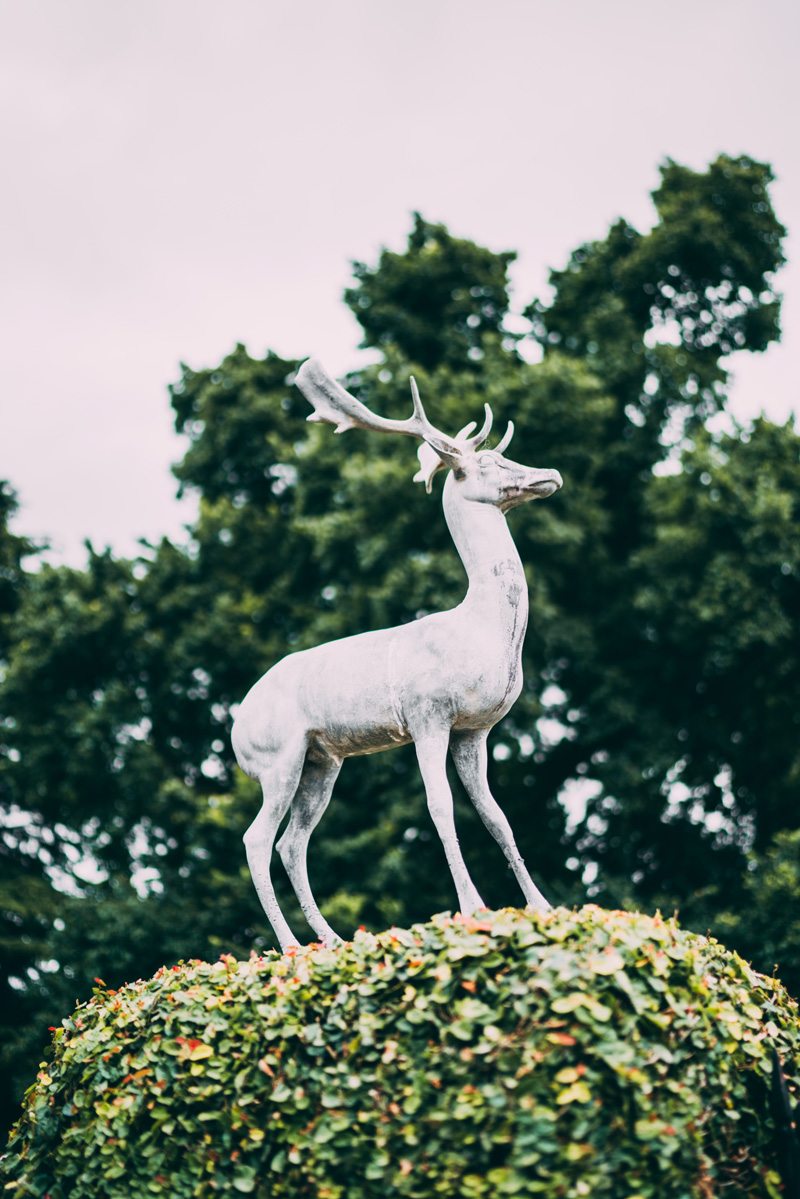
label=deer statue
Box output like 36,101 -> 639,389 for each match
231,358 -> 563,950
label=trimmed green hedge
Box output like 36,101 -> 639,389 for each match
3,906 -> 799,1197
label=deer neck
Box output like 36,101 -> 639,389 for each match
442,476 -> 529,652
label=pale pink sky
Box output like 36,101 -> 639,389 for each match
2,0 -> 798,563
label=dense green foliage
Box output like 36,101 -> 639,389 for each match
4,907 -> 799,1198
1,153 -> 798,1130
344,211 -> 518,370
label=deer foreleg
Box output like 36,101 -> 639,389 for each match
450,729 -> 550,912
414,732 -> 485,914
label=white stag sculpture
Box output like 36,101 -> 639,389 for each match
232,359 -> 562,949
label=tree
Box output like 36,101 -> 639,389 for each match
518,156 -> 791,921
715,830 -> 800,987
572,418 -> 800,918
0,482 -> 33,651
0,487 -> 55,1121
1,154 -> 796,1130
344,212 -> 518,370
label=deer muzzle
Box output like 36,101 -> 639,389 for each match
524,468 -> 563,499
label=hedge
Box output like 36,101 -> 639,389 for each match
3,905 -> 799,1197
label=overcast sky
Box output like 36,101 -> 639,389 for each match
2,0 -> 798,564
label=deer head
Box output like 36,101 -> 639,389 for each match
295,358 -> 562,510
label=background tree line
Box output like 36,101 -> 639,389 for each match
2,153 -> 798,1129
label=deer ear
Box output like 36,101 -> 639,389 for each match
412,421 -> 477,493
413,442 -> 448,493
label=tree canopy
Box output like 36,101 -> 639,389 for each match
1,153 -> 797,1130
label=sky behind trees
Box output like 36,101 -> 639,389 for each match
2,0 -> 799,563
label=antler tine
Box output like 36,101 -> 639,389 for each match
408,375 -> 437,439
409,375 -> 425,423
463,403 -> 493,451
408,376 -> 462,451
495,420 -> 514,455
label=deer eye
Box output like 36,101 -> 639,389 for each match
479,453 -> 509,471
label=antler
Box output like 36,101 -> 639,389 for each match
295,359 -> 492,468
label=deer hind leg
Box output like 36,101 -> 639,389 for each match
450,729 -> 550,912
243,737 -> 307,952
414,731 -> 485,915
276,754 -> 342,948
